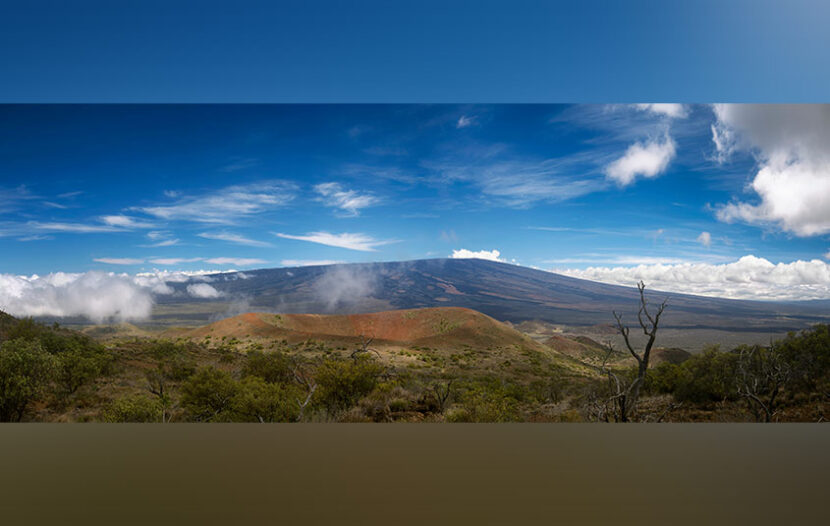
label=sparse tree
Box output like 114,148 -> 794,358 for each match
290,357 -> 318,422
350,335 -> 381,360
607,281 -> 668,422
736,345 -> 791,422
432,378 -> 455,413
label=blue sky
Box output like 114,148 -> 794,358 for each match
1,104 -> 828,285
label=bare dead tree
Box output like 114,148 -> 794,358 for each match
290,358 -> 318,422
736,345 -> 791,422
589,341 -> 632,422
146,368 -> 173,423
610,281 -> 668,422
350,335 -> 381,360
432,379 -> 455,413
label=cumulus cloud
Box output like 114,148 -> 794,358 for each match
605,135 -> 676,186
0,268 -> 248,322
314,182 -> 379,217
712,104 -> 830,236
0,272 -> 154,322
186,283 -> 222,299
93,258 -> 144,265
137,181 -> 295,224
634,104 -> 689,119
555,255 -> 830,301
275,231 -> 396,252
450,249 -> 505,262
697,231 -> 712,247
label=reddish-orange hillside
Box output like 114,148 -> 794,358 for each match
181,307 -> 550,351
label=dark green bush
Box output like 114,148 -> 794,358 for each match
241,351 -> 294,384
232,376 -> 302,422
0,338 -> 57,421
103,394 -> 162,423
314,356 -> 384,417
180,368 -> 239,422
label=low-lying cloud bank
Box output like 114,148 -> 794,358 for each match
0,269 -> 237,322
556,255 -> 830,301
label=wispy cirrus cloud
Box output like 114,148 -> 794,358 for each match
281,259 -> 345,267
100,215 -> 156,229
141,231 -> 179,247
28,221 -> 123,234
0,185 -> 37,212
275,231 -> 396,252
456,115 -> 477,128
198,231 -> 272,247
147,257 -> 203,265
136,181 -> 296,224
93,257 -> 145,265
203,257 -> 266,266
314,182 -> 379,216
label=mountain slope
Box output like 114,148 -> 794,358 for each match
153,258 -> 830,331
178,307 -> 550,351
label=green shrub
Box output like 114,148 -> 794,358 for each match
0,338 -> 57,421
314,356 -> 384,417
180,368 -> 239,422
241,351 -> 294,384
231,376 -> 302,422
55,348 -> 113,400
103,394 -> 161,423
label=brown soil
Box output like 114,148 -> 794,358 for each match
180,307 -> 550,351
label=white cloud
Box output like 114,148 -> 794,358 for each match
100,215 -> 156,229
198,231 -> 272,247
712,104 -> 830,236
275,232 -> 395,252
142,231 -> 179,247
450,249 -> 505,262
314,182 -> 379,216
147,258 -> 203,265
0,272 -> 154,322
697,231 -> 712,247
186,283 -> 222,299
94,258 -> 144,265
555,255 -> 830,301
428,156 -> 603,208
281,259 -> 345,267
203,257 -> 266,266
145,238 -> 179,247
634,104 -> 689,119
457,115 -> 477,128
605,135 -> 676,186
28,221 -> 122,234
137,181 -> 295,224
545,256 -> 687,265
